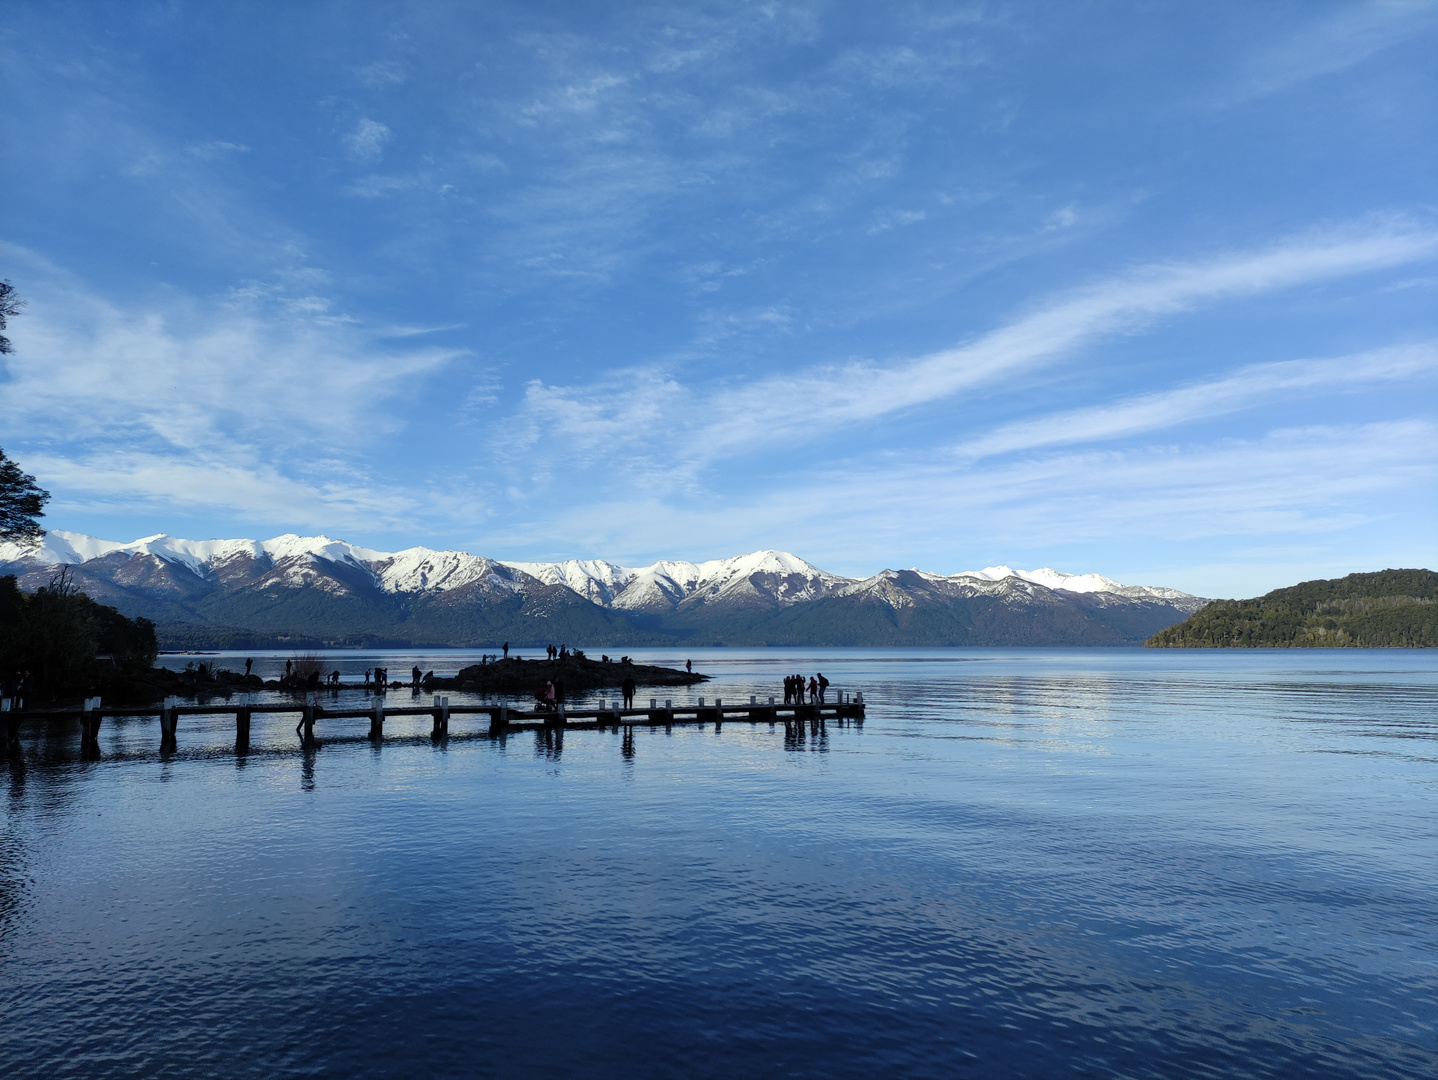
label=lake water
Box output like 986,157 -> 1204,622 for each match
3,647 -> 1436,1078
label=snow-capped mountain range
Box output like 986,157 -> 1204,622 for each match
0,531 -> 1207,648
3,530 -> 1199,610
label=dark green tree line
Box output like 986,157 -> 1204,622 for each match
1148,569 -> 1438,648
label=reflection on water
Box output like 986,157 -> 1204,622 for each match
1,648 -> 1436,1079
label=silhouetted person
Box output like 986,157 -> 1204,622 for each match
503,641 -> 509,658
686,659 -> 692,673
411,665 -> 421,688
622,676 -> 636,709
285,659 -> 293,678
808,676 -> 819,702
244,657 -> 253,677
817,672 -> 829,703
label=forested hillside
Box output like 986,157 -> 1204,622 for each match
1147,569 -> 1437,648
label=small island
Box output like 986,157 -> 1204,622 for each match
432,653 -> 707,694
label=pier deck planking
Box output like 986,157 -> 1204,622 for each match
3,696 -> 865,751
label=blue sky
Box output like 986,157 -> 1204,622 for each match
2,1 -> 1435,597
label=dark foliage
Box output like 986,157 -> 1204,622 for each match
0,570 -> 158,701
0,447 -> 50,548
0,280 -> 21,355
1148,569 -> 1438,648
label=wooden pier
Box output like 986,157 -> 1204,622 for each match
2,693 -> 865,754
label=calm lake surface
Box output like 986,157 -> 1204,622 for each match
3,647 -> 1436,1078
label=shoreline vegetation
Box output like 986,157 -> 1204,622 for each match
1147,569 -> 1437,648
0,569 -> 708,708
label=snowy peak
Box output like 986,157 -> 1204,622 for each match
942,565 -> 1198,605
0,530 -> 1204,611
502,559 -> 635,606
368,547 -> 500,594
610,550 -> 844,612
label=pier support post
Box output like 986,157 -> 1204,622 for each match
370,701 -> 384,742
301,704 -> 316,748
236,706 -> 251,753
491,705 -> 508,738
80,697 -> 102,752
160,696 -> 179,750
431,696 -> 449,738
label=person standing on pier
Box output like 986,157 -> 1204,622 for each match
622,675 -> 636,710
808,675 -> 819,703
817,673 -> 829,703
411,665 -> 421,688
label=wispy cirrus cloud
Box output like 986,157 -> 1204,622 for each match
1217,0 -> 1438,104
951,343 -> 1438,462
0,245 -> 465,529
505,221 -> 1438,483
189,140 -> 250,159
470,419 -> 1436,588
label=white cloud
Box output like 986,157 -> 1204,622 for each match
504,221 -> 1438,482
355,60 -> 406,88
189,140 -> 251,159
345,117 -> 392,161
344,173 -> 420,198
1217,0 -> 1438,104
952,343 -> 1438,461
486,420 -> 1435,577
0,248 -> 464,529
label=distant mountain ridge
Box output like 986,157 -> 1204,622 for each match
1,531 -> 1209,649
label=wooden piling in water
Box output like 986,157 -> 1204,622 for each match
159,697 -> 178,750
431,696 -> 449,738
